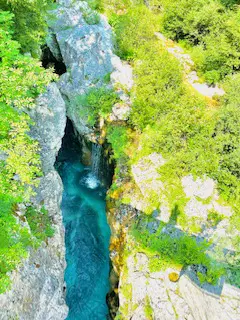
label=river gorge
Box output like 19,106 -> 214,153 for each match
0,1 -> 239,319
56,121 -> 111,319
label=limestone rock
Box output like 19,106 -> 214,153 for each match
0,83 -> 68,319
179,274 -> 240,320
0,172 -> 68,320
0,150 -> 8,161
132,153 -> 165,197
182,175 -> 215,200
28,83 -> 66,174
48,0 -> 133,137
118,251 -> 240,320
185,197 -> 210,219
110,56 -> 134,90
109,103 -> 131,121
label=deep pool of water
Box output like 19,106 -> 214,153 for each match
57,125 -> 111,320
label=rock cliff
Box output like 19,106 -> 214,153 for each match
45,1 -> 240,320
47,0 -> 133,141
0,83 -> 68,320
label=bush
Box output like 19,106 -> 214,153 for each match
107,125 -> 129,160
0,0 -> 54,56
75,87 -> 119,126
0,11 -> 55,293
213,74 -> 240,202
132,225 -> 224,285
112,5 -> 160,60
25,206 -> 55,243
155,0 -> 240,83
130,42 -> 183,129
0,194 -> 32,293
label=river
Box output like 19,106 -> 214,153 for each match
56,121 -> 111,319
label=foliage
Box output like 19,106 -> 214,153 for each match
102,0 -> 240,287
25,206 -> 55,244
121,283 -> 132,300
0,194 -> 32,293
107,125 -> 129,160
0,113 -> 41,201
0,201 -> 53,293
213,74 -> 240,203
75,87 -> 119,126
144,296 -> 154,320
132,225 -> 224,285
207,210 -> 224,227
0,11 -> 56,293
154,0 -> 240,83
84,0 -> 104,12
111,5 -> 160,60
131,42 -> 183,129
0,0 -> 54,56
0,58 -> 56,109
0,12 -> 57,109
149,256 -> 182,272
109,0 -> 240,213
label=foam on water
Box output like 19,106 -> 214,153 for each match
81,172 -> 100,190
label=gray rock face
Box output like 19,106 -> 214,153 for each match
119,252 -> 240,320
0,84 -> 68,319
29,83 -> 67,174
48,0 -> 133,137
117,152 -> 239,319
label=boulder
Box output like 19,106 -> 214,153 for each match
47,0 -> 133,137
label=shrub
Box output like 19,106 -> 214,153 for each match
107,125 -> 129,160
25,206 -> 55,243
213,74 -> 240,202
132,225 -> 223,285
0,194 -> 32,293
130,42 -> 183,129
0,0 -> 54,56
75,87 -> 119,126
155,0 -> 240,83
112,5 -> 160,60
0,11 -> 55,293
207,210 -> 224,227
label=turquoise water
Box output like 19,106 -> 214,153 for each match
57,126 -> 111,320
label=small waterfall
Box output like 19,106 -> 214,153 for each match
91,143 -> 102,178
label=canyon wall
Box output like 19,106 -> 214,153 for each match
47,1 -> 240,320
0,84 -> 68,320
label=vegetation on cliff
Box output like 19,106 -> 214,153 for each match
148,0 -> 240,84
96,0 -> 240,290
0,3 -> 56,293
1,0 -> 240,302
0,0 -> 54,56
